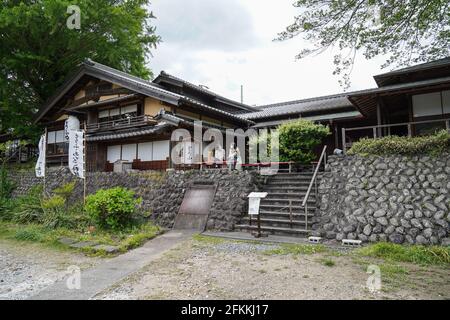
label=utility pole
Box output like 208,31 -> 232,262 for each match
240,85 -> 244,104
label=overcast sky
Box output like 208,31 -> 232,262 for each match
148,0 -> 388,106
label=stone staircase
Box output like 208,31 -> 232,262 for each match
235,172 -> 321,237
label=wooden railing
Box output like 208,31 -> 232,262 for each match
86,115 -> 156,132
302,145 -> 327,231
342,118 -> 450,153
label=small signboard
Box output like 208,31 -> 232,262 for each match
247,192 -> 268,215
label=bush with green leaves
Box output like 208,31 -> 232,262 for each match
278,119 -> 330,164
348,130 -> 450,156
85,187 -> 141,230
248,129 -> 279,162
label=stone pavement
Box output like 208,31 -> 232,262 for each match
30,230 -> 196,300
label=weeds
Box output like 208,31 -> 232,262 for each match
263,243 -> 327,255
357,242 -> 450,266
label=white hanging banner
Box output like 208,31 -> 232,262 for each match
35,134 -> 46,178
64,115 -> 80,140
182,141 -> 194,164
68,130 -> 85,179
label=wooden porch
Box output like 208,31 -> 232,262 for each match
341,117 -> 450,153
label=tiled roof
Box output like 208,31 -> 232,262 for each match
251,110 -> 362,128
154,71 -> 258,112
86,123 -> 173,142
374,57 -> 450,78
242,93 -> 354,120
36,60 -> 253,126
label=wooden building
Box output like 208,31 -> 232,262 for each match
35,60 -> 256,171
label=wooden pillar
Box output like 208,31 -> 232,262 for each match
333,122 -> 339,151
341,127 -> 346,153
376,98 -> 382,138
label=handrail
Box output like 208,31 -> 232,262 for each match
343,117 -> 450,132
302,145 -> 327,208
301,145 -> 327,231
341,118 -> 450,153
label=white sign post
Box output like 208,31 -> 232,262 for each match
247,192 -> 268,238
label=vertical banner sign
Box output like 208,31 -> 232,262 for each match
35,134 -> 46,177
183,141 -> 194,164
64,115 -> 80,140
68,130 -> 85,179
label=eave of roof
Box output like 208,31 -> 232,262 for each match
86,123 -> 173,142
242,93 -> 355,120
251,110 -> 362,128
348,75 -> 450,117
180,97 -> 255,125
35,60 -> 182,123
67,93 -> 142,111
35,60 -> 255,127
374,57 -> 450,86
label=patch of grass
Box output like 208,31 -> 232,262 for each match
320,258 -> 336,267
379,264 -> 409,278
14,225 -> 44,241
262,243 -> 327,256
357,242 -> 450,266
0,221 -> 162,255
118,223 -> 162,251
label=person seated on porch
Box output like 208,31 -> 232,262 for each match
227,143 -> 240,171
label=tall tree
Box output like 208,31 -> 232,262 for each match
0,0 -> 160,140
276,0 -> 450,88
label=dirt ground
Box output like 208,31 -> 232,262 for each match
94,238 -> 450,300
0,240 -> 100,300
1,236 -> 448,300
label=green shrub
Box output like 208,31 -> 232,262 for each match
278,119 -> 330,164
348,130 -> 450,156
249,129 -> 279,162
85,187 -> 141,230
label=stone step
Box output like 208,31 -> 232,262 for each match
264,186 -> 310,192
267,181 -> 312,186
269,177 -> 314,183
265,193 -> 316,200
259,206 -> 315,213
234,224 -> 310,237
261,198 -> 304,204
250,211 -> 314,220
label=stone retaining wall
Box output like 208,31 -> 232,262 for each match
313,154 -> 450,244
9,168 -> 262,231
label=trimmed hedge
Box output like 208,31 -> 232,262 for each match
347,130 -> 450,156
278,119 -> 330,164
85,187 -> 141,230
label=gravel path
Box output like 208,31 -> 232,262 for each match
95,239 -> 450,300
0,240 -> 99,300
2,237 -> 448,300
